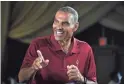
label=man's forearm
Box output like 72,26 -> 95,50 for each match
18,67 -> 36,82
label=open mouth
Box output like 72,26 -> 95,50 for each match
56,30 -> 64,36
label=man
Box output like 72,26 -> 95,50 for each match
18,6 -> 97,84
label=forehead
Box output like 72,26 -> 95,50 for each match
55,11 -> 71,21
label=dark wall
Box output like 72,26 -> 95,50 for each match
4,38 -> 29,81
75,23 -> 124,46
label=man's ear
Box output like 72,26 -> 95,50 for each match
73,22 -> 79,32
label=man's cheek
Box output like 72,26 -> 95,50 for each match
52,24 -> 56,29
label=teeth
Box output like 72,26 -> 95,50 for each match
56,31 -> 63,34
57,32 -> 63,34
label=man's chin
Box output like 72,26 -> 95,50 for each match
55,36 -> 64,41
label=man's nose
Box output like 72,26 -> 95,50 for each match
57,23 -> 63,29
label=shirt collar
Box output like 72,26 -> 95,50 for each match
50,34 -> 80,54
71,38 -> 80,54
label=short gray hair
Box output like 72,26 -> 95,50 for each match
58,6 -> 79,24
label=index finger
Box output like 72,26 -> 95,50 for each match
37,50 -> 44,61
69,65 -> 77,69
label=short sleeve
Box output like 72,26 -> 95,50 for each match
20,41 -> 38,69
84,47 -> 97,82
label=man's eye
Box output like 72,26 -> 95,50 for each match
62,22 -> 69,26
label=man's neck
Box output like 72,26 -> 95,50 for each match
58,38 -> 72,54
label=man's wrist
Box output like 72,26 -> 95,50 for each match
78,74 -> 84,82
75,74 -> 86,84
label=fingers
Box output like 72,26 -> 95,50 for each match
44,59 -> 49,64
32,50 -> 49,70
67,65 -> 77,70
32,57 -> 42,70
68,75 -> 79,80
37,50 -> 49,66
67,65 -> 81,81
67,69 -> 77,75
68,72 -> 78,78
33,63 -> 42,70
40,59 -> 49,67
37,50 -> 44,61
67,65 -> 78,77
37,50 -> 49,65
33,59 -> 49,70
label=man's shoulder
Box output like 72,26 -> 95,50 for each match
75,38 -> 92,49
31,35 -> 51,45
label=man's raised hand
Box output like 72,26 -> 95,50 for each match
32,50 -> 49,70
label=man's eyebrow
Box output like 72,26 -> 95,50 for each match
54,18 -> 70,24
62,21 -> 70,24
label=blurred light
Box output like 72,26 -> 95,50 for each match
99,37 -> 107,46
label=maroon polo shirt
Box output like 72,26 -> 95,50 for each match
21,35 -> 97,84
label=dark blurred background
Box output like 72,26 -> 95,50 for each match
1,1 -> 124,84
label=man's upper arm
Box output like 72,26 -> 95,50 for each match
20,41 -> 38,69
85,47 -> 97,82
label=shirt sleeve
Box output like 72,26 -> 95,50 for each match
84,47 -> 97,82
20,41 -> 38,69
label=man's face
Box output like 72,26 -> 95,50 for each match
52,11 -> 78,41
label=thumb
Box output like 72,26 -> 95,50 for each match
44,59 -> 49,64
41,59 -> 49,67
